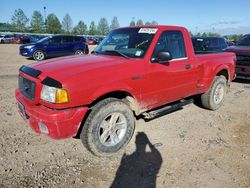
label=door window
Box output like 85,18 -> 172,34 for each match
74,36 -> 82,42
49,36 -> 62,44
152,31 -> 186,59
62,36 -> 73,43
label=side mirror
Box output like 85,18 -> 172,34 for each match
152,51 -> 172,64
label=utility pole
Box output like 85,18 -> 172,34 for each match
43,6 -> 47,32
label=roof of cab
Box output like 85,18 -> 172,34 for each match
114,25 -> 188,32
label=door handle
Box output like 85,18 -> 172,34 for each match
131,75 -> 144,80
185,64 -> 191,69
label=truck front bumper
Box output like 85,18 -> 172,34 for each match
236,65 -> 250,79
15,90 -> 89,139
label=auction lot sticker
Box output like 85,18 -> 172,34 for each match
138,28 -> 158,34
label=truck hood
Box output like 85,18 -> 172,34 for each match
225,45 -> 250,54
29,54 -> 127,81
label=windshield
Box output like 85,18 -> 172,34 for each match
237,35 -> 250,46
94,28 -> 157,58
37,36 -> 50,43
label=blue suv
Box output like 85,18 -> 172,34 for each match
20,35 -> 89,61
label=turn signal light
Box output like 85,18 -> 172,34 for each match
55,89 -> 69,103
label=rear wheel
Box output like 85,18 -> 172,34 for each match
81,98 -> 135,156
75,49 -> 84,55
201,76 -> 227,110
33,50 -> 45,61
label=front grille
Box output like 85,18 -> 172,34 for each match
236,54 -> 250,66
18,75 -> 36,100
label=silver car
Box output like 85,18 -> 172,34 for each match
0,35 -> 14,43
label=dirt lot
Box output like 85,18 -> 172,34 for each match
0,44 -> 249,188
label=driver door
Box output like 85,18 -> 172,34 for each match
141,30 -> 199,109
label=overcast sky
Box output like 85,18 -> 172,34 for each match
1,0 -> 250,35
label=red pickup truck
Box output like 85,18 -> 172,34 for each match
16,26 -> 236,156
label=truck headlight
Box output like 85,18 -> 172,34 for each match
40,85 -> 69,103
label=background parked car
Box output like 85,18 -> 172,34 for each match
225,34 -> 250,79
94,36 -> 105,44
12,34 -> 30,44
192,37 -> 228,54
20,35 -> 89,61
86,37 -> 98,45
226,39 -> 235,46
0,34 -> 14,43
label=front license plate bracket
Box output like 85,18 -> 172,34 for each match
17,101 -> 29,119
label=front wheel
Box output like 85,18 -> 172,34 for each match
33,50 -> 45,61
80,98 -> 135,156
201,76 -> 227,110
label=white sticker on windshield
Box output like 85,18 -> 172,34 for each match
135,51 -> 142,56
138,28 -> 158,34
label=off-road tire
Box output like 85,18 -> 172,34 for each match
201,76 -> 227,110
80,98 -> 135,156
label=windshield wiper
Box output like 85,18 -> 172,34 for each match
104,50 -> 130,59
135,40 -> 149,48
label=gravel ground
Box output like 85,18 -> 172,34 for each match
0,44 -> 249,188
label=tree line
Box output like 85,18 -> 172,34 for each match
189,31 -> 243,41
3,9 -> 158,35
0,8 -> 244,41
